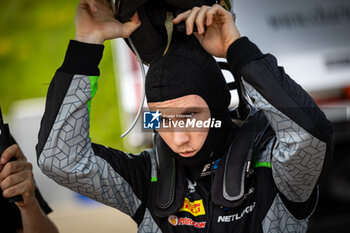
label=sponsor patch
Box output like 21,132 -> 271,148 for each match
178,197 -> 206,216
217,202 -> 256,223
200,158 -> 221,177
168,215 -> 178,226
179,217 -> 206,228
168,215 -> 206,229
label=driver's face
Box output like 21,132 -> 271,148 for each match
148,95 -> 210,158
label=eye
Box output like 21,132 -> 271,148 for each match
187,112 -> 197,118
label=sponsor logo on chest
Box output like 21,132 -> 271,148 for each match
168,215 -> 206,229
217,202 -> 256,223
178,197 -> 206,216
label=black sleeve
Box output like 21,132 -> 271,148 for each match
36,40 -> 104,157
0,193 -> 22,232
226,37 -> 332,142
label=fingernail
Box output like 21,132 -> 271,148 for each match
1,158 -> 5,164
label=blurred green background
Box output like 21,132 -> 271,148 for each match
0,0 -> 124,150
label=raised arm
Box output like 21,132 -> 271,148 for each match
173,4 -> 333,203
226,39 -> 332,202
35,0 -> 153,218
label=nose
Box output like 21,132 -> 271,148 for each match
172,131 -> 190,147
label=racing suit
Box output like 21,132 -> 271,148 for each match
36,37 -> 333,233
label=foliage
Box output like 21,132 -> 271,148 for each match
0,0 -> 124,150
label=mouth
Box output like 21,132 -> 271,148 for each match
178,150 -> 196,157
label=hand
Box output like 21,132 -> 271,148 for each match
173,4 -> 240,58
74,0 -> 141,44
0,144 -> 35,208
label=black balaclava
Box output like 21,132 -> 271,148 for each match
146,36 -> 236,168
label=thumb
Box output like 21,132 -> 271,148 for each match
121,12 -> 141,38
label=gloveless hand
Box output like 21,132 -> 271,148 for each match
173,4 -> 240,58
75,0 -> 141,44
0,144 -> 35,208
